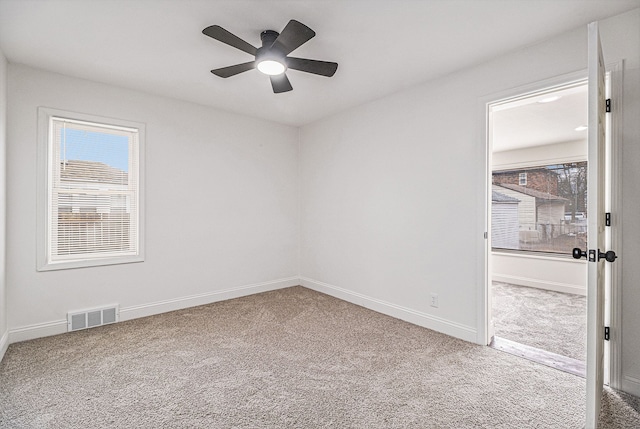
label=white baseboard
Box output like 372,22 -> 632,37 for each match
300,277 -> 477,343
0,330 -> 9,363
621,375 -> 640,397
9,319 -> 67,344
7,277 -> 300,345
119,277 -> 300,322
492,274 -> 586,296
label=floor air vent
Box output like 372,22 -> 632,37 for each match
68,305 -> 119,332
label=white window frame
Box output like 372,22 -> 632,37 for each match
37,107 -> 145,271
518,172 -> 527,186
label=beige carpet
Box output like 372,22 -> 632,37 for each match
492,282 -> 587,361
1,286 -> 638,428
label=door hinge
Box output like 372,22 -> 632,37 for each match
484,232 -> 488,239
606,98 -> 611,113
604,326 -> 610,341
605,212 -> 611,226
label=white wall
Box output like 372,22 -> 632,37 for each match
6,65 -> 299,342
299,24 -> 590,343
614,10 -> 640,397
0,50 -> 7,361
492,139 -> 587,170
300,9 -> 640,395
492,252 -> 586,295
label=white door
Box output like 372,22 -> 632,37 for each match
586,20 -> 607,429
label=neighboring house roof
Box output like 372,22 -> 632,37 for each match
492,191 -> 520,203
60,160 -> 128,185
495,183 -> 568,202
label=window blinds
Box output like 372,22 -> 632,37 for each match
49,117 -> 139,261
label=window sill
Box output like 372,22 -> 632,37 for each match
491,249 -> 586,263
37,254 -> 144,271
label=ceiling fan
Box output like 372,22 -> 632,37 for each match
202,20 -> 338,93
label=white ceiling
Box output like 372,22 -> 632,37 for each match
0,0 -> 638,126
492,82 -> 588,152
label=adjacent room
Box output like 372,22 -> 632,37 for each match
1,1 -> 640,428
489,82 -> 590,376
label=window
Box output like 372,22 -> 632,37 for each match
37,108 -> 144,270
492,162 -> 587,255
518,172 -> 527,186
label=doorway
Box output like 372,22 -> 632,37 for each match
480,27 -> 623,425
486,79 -> 605,378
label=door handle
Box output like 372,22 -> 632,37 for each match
598,250 -> 617,263
572,248 -> 587,259
572,247 -> 617,262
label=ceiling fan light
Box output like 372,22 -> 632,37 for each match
257,60 -> 286,76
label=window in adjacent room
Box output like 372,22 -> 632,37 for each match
492,162 -> 587,254
37,108 -> 145,270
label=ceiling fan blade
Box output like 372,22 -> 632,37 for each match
271,20 -> 315,55
211,61 -> 256,78
286,57 -> 338,77
203,25 -> 258,56
270,74 -> 293,93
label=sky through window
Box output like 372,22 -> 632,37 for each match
60,128 -> 129,172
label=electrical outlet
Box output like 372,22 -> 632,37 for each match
430,293 -> 439,308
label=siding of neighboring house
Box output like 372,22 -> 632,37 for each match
494,183 -> 568,242
537,202 -> 566,225
492,184 -> 536,232
537,202 -> 567,241
491,191 -> 519,249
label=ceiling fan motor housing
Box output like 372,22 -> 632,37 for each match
256,30 -> 287,72
260,30 -> 279,47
